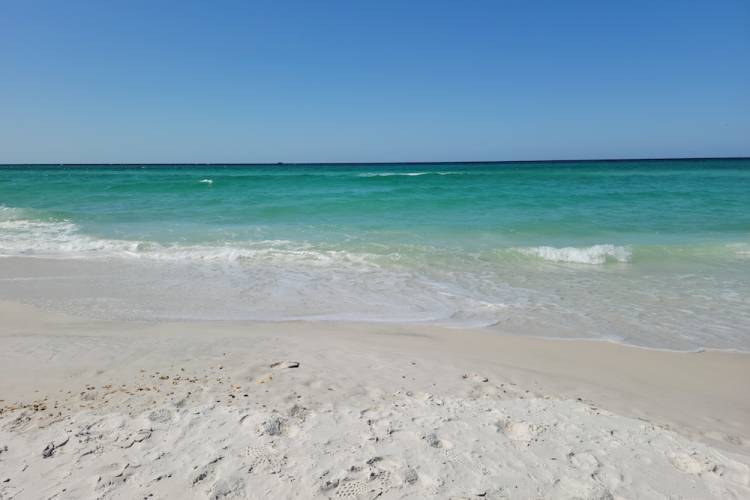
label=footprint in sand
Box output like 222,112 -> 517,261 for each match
668,451 -> 720,476
546,476 -> 613,500
568,451 -> 601,474
147,408 -> 173,424
244,445 -> 285,474
118,429 -> 152,449
209,476 -> 246,499
333,478 -> 369,498
327,459 -> 395,499
423,432 -> 454,450
191,456 -> 223,486
96,462 -> 140,495
402,467 -> 419,486
497,419 -> 539,446
257,416 -> 285,436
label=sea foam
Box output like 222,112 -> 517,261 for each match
0,216 -> 374,266
518,244 -> 632,264
357,172 -> 463,177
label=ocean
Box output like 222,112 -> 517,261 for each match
1,159 -> 749,351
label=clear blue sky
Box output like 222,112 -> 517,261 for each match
2,0 -> 748,163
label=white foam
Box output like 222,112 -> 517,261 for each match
727,243 -> 750,258
198,179 -> 213,184
357,172 -> 463,177
0,216 -> 380,266
0,206 -> 26,220
1,210 -> 630,267
0,219 -> 143,256
4,210 -> 750,351
358,172 -> 429,177
518,244 -> 632,264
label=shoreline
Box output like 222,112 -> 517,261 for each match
2,300 -> 749,497
2,255 -> 749,353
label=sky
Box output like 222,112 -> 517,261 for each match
1,0 -> 748,163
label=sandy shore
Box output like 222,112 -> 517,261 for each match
1,300 -> 749,499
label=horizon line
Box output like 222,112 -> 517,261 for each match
1,156 -> 748,167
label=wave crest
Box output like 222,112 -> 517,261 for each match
0,215 -> 377,266
518,244 -> 632,264
357,172 -> 463,177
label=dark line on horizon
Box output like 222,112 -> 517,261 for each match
0,156 -> 748,167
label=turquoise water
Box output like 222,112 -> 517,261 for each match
1,159 -> 749,349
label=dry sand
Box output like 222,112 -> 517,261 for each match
1,300 -> 749,499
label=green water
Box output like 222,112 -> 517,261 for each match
1,159 -> 749,350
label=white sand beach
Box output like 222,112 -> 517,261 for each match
3,0 -> 750,497
1,300 -> 748,499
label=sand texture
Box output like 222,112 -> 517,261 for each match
1,302 -> 749,499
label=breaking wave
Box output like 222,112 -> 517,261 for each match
0,219 -> 352,264
517,244 -> 632,264
0,210 -> 381,266
3,207 -> 746,269
357,172 -> 464,177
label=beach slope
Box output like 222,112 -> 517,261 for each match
1,301 -> 749,499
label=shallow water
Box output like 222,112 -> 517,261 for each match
1,159 -> 749,350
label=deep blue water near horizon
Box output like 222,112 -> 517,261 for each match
1,158 -> 749,350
